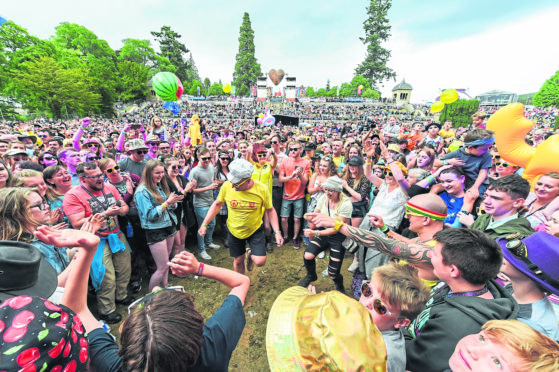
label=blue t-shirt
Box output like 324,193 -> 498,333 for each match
30,240 -> 69,275
441,147 -> 492,194
518,296 -> 559,341
87,294 -> 246,372
439,192 -> 464,225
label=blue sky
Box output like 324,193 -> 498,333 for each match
3,0 -> 559,102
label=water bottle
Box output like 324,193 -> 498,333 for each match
126,222 -> 133,238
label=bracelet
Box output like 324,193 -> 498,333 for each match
365,162 -> 372,166
274,230 -> 281,234
315,230 -> 320,238
161,203 -> 168,209
197,262 -> 205,276
442,160 -> 449,166
380,224 -> 389,233
460,210 -> 470,215
203,223 -> 209,226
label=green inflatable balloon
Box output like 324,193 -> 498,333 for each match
152,72 -> 183,102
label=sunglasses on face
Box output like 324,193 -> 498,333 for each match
11,157 -> 27,162
289,148 -> 300,152
85,143 -> 99,148
232,177 -> 250,189
476,206 -> 487,215
250,137 -> 257,140
39,134 -> 48,138
105,165 -> 120,173
135,150 -> 147,155
271,141 -> 278,144
384,170 -> 393,177
43,156 -> 57,161
147,143 -> 159,147
159,146 -> 170,150
220,157 -> 230,161
495,161 -> 509,167
200,157 -> 211,161
169,165 -> 179,170
28,200 -> 49,211
128,286 -> 185,314
86,157 -> 99,162
257,153 -> 267,158
492,155 -> 501,160
361,281 -> 400,317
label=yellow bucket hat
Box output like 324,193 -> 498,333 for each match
266,286 -> 387,372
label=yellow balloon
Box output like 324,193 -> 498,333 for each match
259,113 -> 264,118
440,89 -> 459,104
358,85 -> 364,90
430,101 -> 444,113
223,84 -> 232,93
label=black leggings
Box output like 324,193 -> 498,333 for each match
305,232 -> 346,279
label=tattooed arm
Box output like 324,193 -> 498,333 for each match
340,224 -> 432,265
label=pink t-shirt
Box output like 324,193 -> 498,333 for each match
62,184 -> 123,237
279,157 -> 310,200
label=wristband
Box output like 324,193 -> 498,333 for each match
365,162 -> 372,166
315,230 -> 320,238
442,160 -> 449,166
203,223 -> 209,226
197,262 -> 205,276
274,230 -> 281,234
333,218 -> 345,232
161,203 -> 168,209
380,225 -> 390,235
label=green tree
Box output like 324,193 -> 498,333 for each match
316,88 -> 328,97
116,60 -> 150,101
232,12 -> 262,97
305,86 -> 316,97
362,88 -> 380,98
208,82 -> 223,96
339,83 -> 354,97
10,56 -> 101,117
439,99 -> 480,127
355,0 -> 396,89
533,71 -> 559,107
326,79 -> 331,91
188,80 -> 203,96
151,26 -> 195,83
118,38 -> 174,73
186,52 -> 200,82
0,21 -> 39,54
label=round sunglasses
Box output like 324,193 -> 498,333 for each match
360,281 -> 401,317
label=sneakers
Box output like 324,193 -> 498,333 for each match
317,251 -> 325,259
293,238 -> 301,250
207,243 -> 221,250
298,274 -> 317,288
348,260 -> 359,273
246,250 -> 254,271
266,241 -> 274,253
199,250 -> 212,260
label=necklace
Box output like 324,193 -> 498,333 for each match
447,285 -> 489,298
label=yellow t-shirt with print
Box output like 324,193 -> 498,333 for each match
399,239 -> 439,289
251,161 -> 273,195
217,180 -> 272,239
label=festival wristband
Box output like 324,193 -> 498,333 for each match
380,225 -> 389,233
161,203 -> 168,209
442,160 -> 449,166
197,262 -> 205,276
274,230 -> 281,234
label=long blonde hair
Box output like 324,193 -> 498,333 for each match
0,188 -> 42,241
140,159 -> 170,204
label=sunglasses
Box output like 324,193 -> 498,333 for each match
250,137 -> 257,140
232,177 -> 250,189
271,141 -> 278,144
135,150 -> 147,155
169,165 -> 178,170
128,286 -> 185,314
28,200 -> 49,211
476,206 -> 487,215
38,134 -> 48,138
384,170 -> 393,177
360,281 -> 400,317
219,157 -> 230,161
257,153 -> 267,158
147,143 -> 159,147
289,148 -> 300,152
85,143 -> 99,148
86,156 -> 100,161
492,155 -> 501,160
504,237 -> 528,259
200,157 -> 211,161
159,146 -> 170,150
105,165 -> 120,173
495,161 -> 509,167
43,156 -> 57,161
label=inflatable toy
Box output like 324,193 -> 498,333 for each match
430,101 -> 444,113
487,103 -> 559,186
223,84 -> 232,94
152,72 -> 183,102
268,69 -> 285,85
440,89 -> 458,104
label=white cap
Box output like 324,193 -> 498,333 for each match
227,159 -> 254,183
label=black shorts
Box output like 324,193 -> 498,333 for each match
351,200 -> 368,218
145,225 -> 177,245
228,225 -> 266,258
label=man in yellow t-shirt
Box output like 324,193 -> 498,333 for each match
199,159 -> 284,274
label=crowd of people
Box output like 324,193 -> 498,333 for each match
0,99 -> 558,372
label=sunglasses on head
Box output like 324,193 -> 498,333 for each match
200,157 -> 211,161
105,165 -> 120,173
360,281 -> 400,317
128,286 -> 185,314
495,161 -> 509,167
135,150 -> 147,155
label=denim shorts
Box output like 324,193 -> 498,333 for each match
280,198 -> 305,218
145,225 -> 177,245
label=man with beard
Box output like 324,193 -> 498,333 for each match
62,162 -> 133,324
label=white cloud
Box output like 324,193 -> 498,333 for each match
382,6 -> 559,102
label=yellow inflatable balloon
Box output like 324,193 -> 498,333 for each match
258,113 -> 264,118
440,89 -> 459,104
358,85 -> 364,90
223,84 -> 232,94
487,103 -> 559,186
430,101 -> 444,113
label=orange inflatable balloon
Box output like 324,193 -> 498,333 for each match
487,103 -> 559,186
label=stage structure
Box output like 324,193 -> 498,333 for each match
285,77 -> 297,102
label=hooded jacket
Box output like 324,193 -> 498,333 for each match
404,280 -> 519,372
470,213 -> 534,240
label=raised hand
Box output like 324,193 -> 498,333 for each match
35,225 -> 100,250
168,251 -> 200,277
